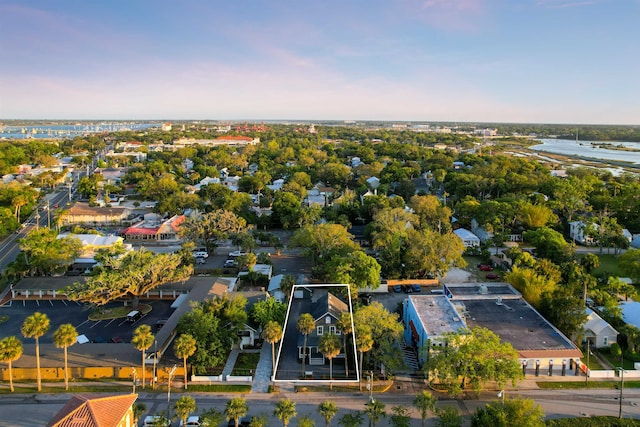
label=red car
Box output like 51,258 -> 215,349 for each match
478,264 -> 493,271
486,273 -> 500,280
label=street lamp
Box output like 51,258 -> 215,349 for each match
131,367 -> 137,394
585,340 -> 591,385
618,367 -> 625,419
498,390 -> 505,405
167,365 -> 177,420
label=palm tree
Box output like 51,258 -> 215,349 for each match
338,412 -> 364,427
413,390 -> 437,427
0,336 -> 23,392
297,313 -> 315,377
336,312 -> 352,376
317,400 -> 338,427
263,320 -> 283,372
248,414 -> 269,427
53,323 -> 77,390
274,398 -> 297,427
364,400 -> 386,427
173,333 -> 196,389
131,324 -> 154,388
12,194 -> 28,222
173,395 -> 197,426
21,312 -> 50,391
225,397 -> 248,427
318,333 -> 341,388
355,325 -> 373,391
297,415 -> 315,427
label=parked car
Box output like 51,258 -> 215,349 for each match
478,264 -> 493,271
227,418 -> 251,427
155,319 -> 168,330
229,250 -> 247,258
224,259 -> 237,268
125,310 -> 142,323
193,251 -> 209,259
411,284 -> 422,293
359,294 -> 372,305
403,286 -> 413,294
109,336 -> 123,343
195,256 -> 206,264
180,416 -> 202,426
393,285 -> 402,293
143,415 -> 170,427
486,273 -> 501,280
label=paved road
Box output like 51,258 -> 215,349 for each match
0,387 -> 638,427
0,189 -> 71,273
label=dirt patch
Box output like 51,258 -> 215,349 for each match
441,268 -> 475,283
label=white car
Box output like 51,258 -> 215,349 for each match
143,415 -> 170,426
193,251 -> 209,259
180,416 -> 201,426
228,251 -> 247,257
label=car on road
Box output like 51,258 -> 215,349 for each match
155,319 -> 168,330
486,273 -> 501,280
478,264 -> 493,271
224,259 -> 237,268
411,284 -> 422,293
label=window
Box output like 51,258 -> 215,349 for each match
329,326 -> 336,334
325,316 -> 332,324
317,326 -> 323,335
603,336 -> 608,346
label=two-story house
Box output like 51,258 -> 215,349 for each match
298,292 -> 348,366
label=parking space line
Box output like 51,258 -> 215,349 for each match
36,300 -> 40,306
61,300 -> 68,306
104,319 -> 116,327
76,320 -> 91,328
49,300 -> 54,306
90,321 -> 103,329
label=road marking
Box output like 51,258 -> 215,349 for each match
90,321 -> 102,329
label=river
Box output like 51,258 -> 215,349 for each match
530,138 -> 640,166
0,122 -> 159,140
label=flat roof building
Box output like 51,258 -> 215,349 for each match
403,283 -> 582,376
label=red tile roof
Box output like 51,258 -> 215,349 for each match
47,393 -> 138,427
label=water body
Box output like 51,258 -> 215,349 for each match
0,123 -> 159,140
530,138 -> 640,166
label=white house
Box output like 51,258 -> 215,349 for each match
583,308 -> 618,348
453,228 -> 480,248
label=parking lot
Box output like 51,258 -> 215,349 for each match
0,299 -> 175,344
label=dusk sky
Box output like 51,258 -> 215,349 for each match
1,0 -> 638,124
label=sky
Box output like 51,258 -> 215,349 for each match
1,0 -> 639,124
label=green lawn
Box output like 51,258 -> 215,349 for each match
588,254 -> 624,277
231,352 -> 261,376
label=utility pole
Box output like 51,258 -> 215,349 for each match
46,200 -> 50,229
585,340 -> 590,385
619,354 -> 625,419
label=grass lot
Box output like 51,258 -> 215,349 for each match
231,352 -> 261,376
589,253 -> 624,277
538,380 -> 640,390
